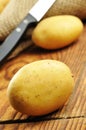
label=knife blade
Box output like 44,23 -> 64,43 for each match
0,0 -> 56,63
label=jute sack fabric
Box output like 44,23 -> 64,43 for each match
45,0 -> 86,19
0,0 -> 86,59
0,0 -> 38,41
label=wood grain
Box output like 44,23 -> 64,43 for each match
0,118 -> 85,130
0,23 -> 86,129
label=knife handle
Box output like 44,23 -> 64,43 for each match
5,14 -> 37,46
0,14 -> 37,63
10,14 -> 37,42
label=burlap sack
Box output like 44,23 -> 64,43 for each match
0,0 -> 86,59
45,0 -> 86,19
0,0 -> 38,41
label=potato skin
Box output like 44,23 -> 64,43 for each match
0,0 -> 10,13
7,60 -> 74,116
32,15 -> 83,49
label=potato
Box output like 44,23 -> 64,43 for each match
0,0 -> 10,13
32,15 -> 83,49
7,60 -> 74,116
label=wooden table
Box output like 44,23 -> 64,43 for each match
0,22 -> 86,130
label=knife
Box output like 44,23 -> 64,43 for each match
0,0 -> 56,63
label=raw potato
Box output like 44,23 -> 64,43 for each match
7,60 -> 74,116
0,0 -> 10,13
32,15 -> 83,50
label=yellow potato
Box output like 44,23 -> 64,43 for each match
32,15 -> 83,49
0,0 -> 10,13
7,60 -> 74,116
